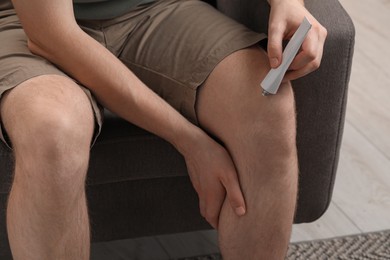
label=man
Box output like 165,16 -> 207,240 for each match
0,0 -> 327,259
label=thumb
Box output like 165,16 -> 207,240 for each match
222,170 -> 247,217
267,23 -> 284,68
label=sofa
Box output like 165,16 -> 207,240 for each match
0,0 -> 355,258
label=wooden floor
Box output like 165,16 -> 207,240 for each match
91,0 -> 390,258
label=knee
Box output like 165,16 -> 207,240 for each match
21,103 -> 91,150
264,81 -> 296,135
261,81 -> 297,159
18,104 -> 92,161
1,76 -> 94,180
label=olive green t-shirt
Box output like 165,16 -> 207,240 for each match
73,0 -> 155,20
0,0 -> 156,20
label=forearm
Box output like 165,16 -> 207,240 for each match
28,27 -> 200,153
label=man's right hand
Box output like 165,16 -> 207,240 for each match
267,0 -> 327,81
178,128 -> 246,229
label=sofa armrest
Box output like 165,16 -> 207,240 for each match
216,0 -> 355,222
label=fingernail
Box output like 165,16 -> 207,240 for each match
235,207 -> 246,216
270,58 -> 279,68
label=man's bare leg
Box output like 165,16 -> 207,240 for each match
197,46 -> 298,259
1,75 -> 95,260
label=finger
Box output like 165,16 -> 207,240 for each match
203,184 -> 226,229
284,66 -> 311,81
284,34 -> 324,81
219,169 -> 246,217
267,22 -> 286,68
188,172 -> 200,194
289,31 -> 318,71
284,57 -> 321,81
289,48 -> 317,72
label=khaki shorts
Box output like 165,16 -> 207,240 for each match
0,0 -> 266,149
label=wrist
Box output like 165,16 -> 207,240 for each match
169,121 -> 205,156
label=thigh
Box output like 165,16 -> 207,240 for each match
108,0 -> 266,124
0,11 -> 103,149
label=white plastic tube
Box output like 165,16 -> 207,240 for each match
261,17 -> 312,96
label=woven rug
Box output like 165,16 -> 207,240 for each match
177,230 -> 390,260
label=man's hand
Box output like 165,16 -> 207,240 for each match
178,129 -> 246,229
267,0 -> 327,81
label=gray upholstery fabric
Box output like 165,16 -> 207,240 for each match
0,0 -> 354,258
